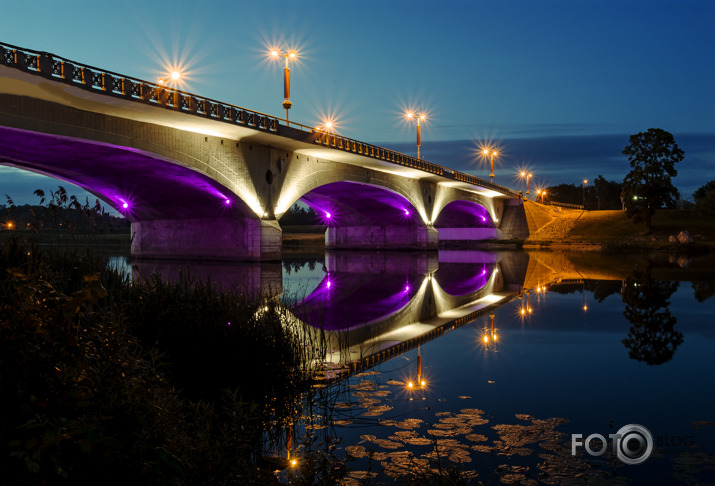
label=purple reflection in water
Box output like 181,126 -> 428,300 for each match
434,263 -> 495,296
292,273 -> 416,331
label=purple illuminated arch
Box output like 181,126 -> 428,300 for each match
297,181 -> 421,227
433,200 -> 494,228
0,127 -> 252,220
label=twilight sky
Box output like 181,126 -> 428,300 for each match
1,0 -> 714,206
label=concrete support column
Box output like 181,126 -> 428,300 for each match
437,227 -> 503,241
131,217 -> 282,261
325,225 -> 438,251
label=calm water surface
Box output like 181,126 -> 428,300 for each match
124,249 -> 715,484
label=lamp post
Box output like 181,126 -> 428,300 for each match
582,179 -> 588,209
537,189 -> 547,204
483,149 -> 499,182
406,112 -> 426,159
271,49 -> 297,126
520,171 -> 533,199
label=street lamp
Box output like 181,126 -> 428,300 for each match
271,49 -> 297,126
483,149 -> 499,182
520,171 -> 533,198
536,189 -> 547,204
582,179 -> 588,209
405,112 -> 427,159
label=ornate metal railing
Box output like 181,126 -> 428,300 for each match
0,41 -> 280,132
0,41 -> 518,196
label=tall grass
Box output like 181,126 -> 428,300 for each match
0,237 -> 328,484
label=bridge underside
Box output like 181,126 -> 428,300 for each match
0,126 -> 281,260
301,181 -> 438,251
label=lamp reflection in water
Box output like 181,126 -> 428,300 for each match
481,312 -> 499,351
519,289 -> 533,317
407,344 -> 427,391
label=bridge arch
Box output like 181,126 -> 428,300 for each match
274,164 -> 438,250
0,125 -> 282,260
0,127 -> 254,220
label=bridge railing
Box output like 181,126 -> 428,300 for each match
0,42 -> 282,134
287,123 -> 518,195
0,41 -> 518,196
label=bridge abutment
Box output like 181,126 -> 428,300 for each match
131,217 -> 281,261
325,225 -> 438,251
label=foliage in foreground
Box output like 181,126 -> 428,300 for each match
0,239 -> 315,485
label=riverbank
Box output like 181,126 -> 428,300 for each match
0,238 -> 321,484
523,203 -> 715,251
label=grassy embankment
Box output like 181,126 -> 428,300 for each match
524,201 -> 715,249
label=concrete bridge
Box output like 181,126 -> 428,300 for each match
0,42 -> 528,261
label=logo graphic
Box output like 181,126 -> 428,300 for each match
572,424 -> 653,465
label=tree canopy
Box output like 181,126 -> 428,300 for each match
621,128 -> 684,229
692,179 -> 715,216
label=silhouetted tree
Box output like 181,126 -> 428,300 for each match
692,281 -> 715,303
280,204 -> 322,225
592,175 -> 623,210
621,268 -> 683,365
621,128 -> 684,229
692,179 -> 715,216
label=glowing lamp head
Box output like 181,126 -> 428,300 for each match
483,149 -> 489,155
325,211 -> 331,219
122,202 -> 129,209
271,50 -> 279,57
404,208 -> 410,216
521,308 -> 526,315
225,199 -> 231,205
290,458 -> 298,467
171,71 -> 180,80
289,51 -> 296,58
493,334 -> 498,341
483,335 -> 488,343
406,112 -> 414,119
407,381 -> 414,389
404,285 -> 410,293
421,380 -> 426,387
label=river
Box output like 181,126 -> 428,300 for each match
116,248 -> 715,484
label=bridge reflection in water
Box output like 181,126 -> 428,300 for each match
289,251 -> 521,370
132,250 -> 532,372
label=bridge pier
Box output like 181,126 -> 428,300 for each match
325,225 -> 438,251
131,217 -> 282,261
437,228 -> 503,241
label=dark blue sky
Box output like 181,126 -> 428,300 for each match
1,0 -> 713,204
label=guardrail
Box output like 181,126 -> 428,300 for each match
545,201 -> 584,210
0,41 -> 518,196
